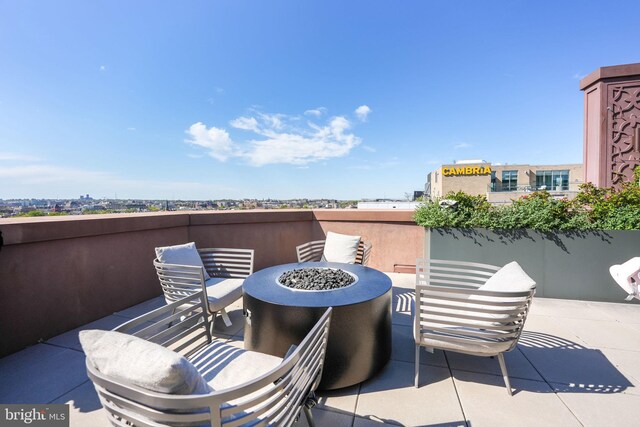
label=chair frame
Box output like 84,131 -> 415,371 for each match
414,258 -> 535,396
154,248 -> 254,328
86,291 -> 333,427
296,239 -> 372,266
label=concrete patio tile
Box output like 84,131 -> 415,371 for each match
529,297 -> 605,320
593,347 -> 640,396
0,344 -> 87,404
353,416 -> 404,427
45,314 -> 132,351
293,407 -> 354,426
452,371 -> 581,427
555,385 -> 640,427
591,300 -> 640,324
209,300 -> 245,336
114,295 -> 166,318
557,316 -> 640,351
316,384 -> 360,415
445,348 -> 543,382
49,380 -> 109,427
517,335 -> 632,393
392,287 -> 414,326
357,360 -> 464,426
522,314 -> 586,345
392,324 -> 448,367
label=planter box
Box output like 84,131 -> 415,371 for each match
424,228 -> 640,303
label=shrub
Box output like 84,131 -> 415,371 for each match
414,170 -> 640,231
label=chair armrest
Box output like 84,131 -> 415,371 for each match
114,291 -> 212,354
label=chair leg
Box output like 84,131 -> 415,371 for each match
220,309 -> 233,327
302,406 -> 315,427
497,353 -> 513,396
415,345 -> 420,388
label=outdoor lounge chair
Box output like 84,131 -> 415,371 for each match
154,243 -> 254,328
83,291 -> 332,426
296,232 -> 372,265
610,257 -> 640,301
414,258 -> 536,396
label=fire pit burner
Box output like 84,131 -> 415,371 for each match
277,267 -> 357,291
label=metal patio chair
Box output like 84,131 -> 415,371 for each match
296,239 -> 372,265
414,259 -> 535,396
85,291 -> 333,426
154,247 -> 254,328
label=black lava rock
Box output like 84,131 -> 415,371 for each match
278,267 -> 355,291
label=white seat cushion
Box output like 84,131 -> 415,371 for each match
321,231 -> 361,264
189,340 -> 282,391
418,329 -> 513,355
155,242 -> 211,280
205,277 -> 244,312
479,261 -> 536,293
79,330 -> 210,395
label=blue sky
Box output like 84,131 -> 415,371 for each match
1,0 -> 639,200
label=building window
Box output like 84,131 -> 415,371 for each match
536,170 -> 569,191
502,170 -> 518,191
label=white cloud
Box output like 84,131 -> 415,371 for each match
185,122 -> 236,161
304,107 -> 327,117
127,127 -> 136,131
572,73 -> 586,80
186,106 -> 367,166
99,65 -> 106,71
454,142 -> 472,149
355,105 -> 371,122
362,145 -> 376,153
0,152 -> 41,162
230,116 -> 259,132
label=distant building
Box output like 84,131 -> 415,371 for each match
357,201 -> 420,210
426,160 -> 583,205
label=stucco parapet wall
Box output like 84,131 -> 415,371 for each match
0,209 -> 418,246
580,62 -> 640,90
0,212 -> 189,246
312,209 -> 416,223
189,209 -> 313,225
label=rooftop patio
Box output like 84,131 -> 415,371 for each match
2,272 -> 640,427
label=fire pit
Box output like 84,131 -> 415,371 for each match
278,267 -> 357,291
243,262 -> 392,390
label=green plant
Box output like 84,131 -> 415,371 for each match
414,176 -> 640,231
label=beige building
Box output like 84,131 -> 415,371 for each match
426,160 -> 583,205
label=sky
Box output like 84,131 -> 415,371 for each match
1,0 -> 639,200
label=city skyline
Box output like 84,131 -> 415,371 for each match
2,1 -> 640,200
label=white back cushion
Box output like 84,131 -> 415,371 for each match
322,232 -> 361,264
155,242 -> 210,280
479,261 -> 536,292
80,330 -> 210,395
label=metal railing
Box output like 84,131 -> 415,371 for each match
488,182 -> 583,193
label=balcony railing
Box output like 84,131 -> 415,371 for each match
488,182 -> 583,193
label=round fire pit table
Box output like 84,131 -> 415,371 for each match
243,261 -> 392,390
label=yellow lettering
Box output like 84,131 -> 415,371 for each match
464,167 -> 471,174
472,167 -> 480,174
442,167 -> 449,176
483,166 -> 491,174
456,167 -> 464,175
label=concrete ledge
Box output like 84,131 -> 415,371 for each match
0,212 -> 189,245
189,209 -> 313,225
312,209 -> 415,223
